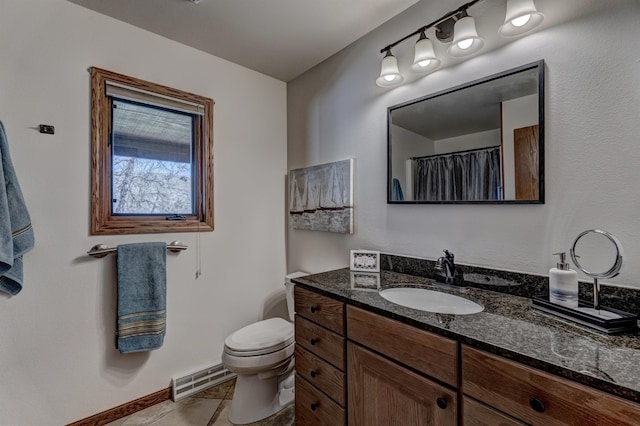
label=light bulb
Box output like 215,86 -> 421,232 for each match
457,39 -> 473,50
384,75 -> 396,82
512,14 -> 531,27
417,59 -> 432,68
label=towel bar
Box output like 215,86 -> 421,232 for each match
87,241 -> 187,258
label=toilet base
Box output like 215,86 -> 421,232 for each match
228,370 -> 294,424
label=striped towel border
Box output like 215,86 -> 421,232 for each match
117,309 -> 166,340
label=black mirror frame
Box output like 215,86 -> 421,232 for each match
387,60 -> 545,205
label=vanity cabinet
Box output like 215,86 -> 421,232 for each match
462,345 -> 640,426
347,306 -> 458,425
294,287 -> 346,425
294,284 -> 640,426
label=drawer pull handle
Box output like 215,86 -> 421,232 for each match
529,397 -> 546,413
436,397 -> 448,410
310,338 -> 318,345
310,305 -> 318,313
310,402 -> 318,411
310,370 -> 318,378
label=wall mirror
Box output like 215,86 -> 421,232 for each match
388,60 -> 544,204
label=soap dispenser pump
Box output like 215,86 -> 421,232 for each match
549,252 -> 579,308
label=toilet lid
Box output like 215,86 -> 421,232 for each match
225,318 -> 294,353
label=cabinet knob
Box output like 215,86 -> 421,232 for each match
436,397 -> 447,409
310,338 -> 318,345
310,305 -> 318,313
310,370 -> 318,378
529,397 -> 546,413
310,402 -> 318,411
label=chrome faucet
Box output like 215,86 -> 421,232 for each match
435,249 -> 457,284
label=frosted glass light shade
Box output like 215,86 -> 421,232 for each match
499,0 -> 544,37
410,36 -> 441,73
448,16 -> 484,57
376,52 -> 404,87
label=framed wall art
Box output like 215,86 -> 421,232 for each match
288,158 -> 354,234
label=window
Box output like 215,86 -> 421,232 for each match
90,67 -> 214,234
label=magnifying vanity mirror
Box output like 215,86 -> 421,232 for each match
570,229 -> 624,312
388,60 -> 544,204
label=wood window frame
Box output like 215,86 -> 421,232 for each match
90,67 -> 214,235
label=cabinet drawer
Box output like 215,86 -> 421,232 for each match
347,305 -> 458,387
295,375 -> 346,426
295,345 -> 346,406
296,315 -> 345,368
295,286 -> 345,334
463,396 -> 526,426
462,345 -> 640,426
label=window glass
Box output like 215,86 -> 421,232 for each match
111,99 -> 194,215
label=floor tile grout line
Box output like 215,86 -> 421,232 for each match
206,401 -> 224,426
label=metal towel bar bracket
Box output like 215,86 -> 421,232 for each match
87,241 -> 188,258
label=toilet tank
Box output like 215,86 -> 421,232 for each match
285,272 -> 309,321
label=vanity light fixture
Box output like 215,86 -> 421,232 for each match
376,0 -> 543,87
410,31 -> 441,73
376,49 -> 404,87
499,0 -> 544,37
447,10 -> 484,57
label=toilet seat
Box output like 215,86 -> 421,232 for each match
224,317 -> 294,357
224,337 -> 294,357
223,341 -> 295,372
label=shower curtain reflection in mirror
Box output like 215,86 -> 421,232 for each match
413,147 -> 502,201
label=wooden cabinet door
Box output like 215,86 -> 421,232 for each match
348,342 -> 457,426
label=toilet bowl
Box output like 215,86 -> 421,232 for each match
222,272 -> 308,425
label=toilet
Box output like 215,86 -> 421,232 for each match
222,272 -> 308,424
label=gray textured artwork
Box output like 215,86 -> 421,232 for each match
289,159 -> 353,233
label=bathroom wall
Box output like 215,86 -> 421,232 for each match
390,124 -> 433,193
0,1 -> 286,424
287,1 -> 640,286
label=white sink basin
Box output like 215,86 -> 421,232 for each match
378,287 -> 484,315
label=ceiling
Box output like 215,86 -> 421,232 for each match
67,0 -> 616,83
67,0 -> 419,82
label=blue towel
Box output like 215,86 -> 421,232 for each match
392,178 -> 404,201
116,242 -> 167,354
0,121 -> 35,296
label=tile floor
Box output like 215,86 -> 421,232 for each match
105,378 -> 294,426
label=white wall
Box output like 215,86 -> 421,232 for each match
390,124 -> 433,198
288,1 -> 640,286
0,1 -> 286,424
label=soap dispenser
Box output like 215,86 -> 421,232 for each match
549,252 -> 579,308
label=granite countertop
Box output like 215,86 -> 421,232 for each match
293,268 -> 640,403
